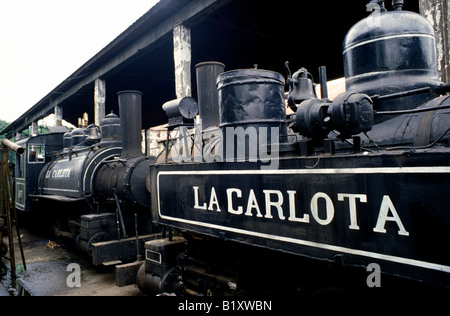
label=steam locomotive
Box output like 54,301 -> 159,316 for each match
11,92 -> 160,265
4,0 -> 450,296
136,1 -> 450,295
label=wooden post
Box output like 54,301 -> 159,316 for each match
94,78 -> 106,127
419,0 -> 450,83
173,24 -> 192,98
31,121 -> 38,137
54,105 -> 63,127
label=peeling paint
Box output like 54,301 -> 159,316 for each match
173,25 -> 192,98
420,0 -> 450,83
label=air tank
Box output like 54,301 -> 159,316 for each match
343,7 -> 442,114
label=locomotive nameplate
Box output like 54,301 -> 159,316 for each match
154,163 -> 450,284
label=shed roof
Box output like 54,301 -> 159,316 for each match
1,0 -> 420,138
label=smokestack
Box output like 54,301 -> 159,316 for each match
117,91 -> 143,159
195,62 -> 225,130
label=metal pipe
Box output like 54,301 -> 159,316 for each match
319,66 -> 329,100
1,138 -> 25,155
392,0 -> 404,11
135,213 -> 141,261
195,61 -> 225,130
117,91 -> 143,159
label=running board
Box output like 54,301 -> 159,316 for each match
91,233 -> 162,266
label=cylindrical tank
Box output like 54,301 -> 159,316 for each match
217,69 -> 287,133
71,128 -> 88,146
118,91 -> 143,159
94,90 -> 151,208
196,61 -> 225,130
100,112 -> 121,148
63,132 -> 72,149
162,97 -> 198,122
343,9 -> 442,113
94,156 -> 152,208
39,146 -> 122,199
217,69 -> 287,160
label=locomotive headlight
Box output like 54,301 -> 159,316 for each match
329,92 -> 374,138
293,98 -> 331,140
293,92 -> 374,140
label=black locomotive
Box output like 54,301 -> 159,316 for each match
9,92 -> 160,265
137,2 -> 450,295
3,0 -> 450,296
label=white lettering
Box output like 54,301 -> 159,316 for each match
227,188 -> 243,215
373,196 -> 409,236
222,300 -> 272,311
208,187 -> 221,212
310,192 -> 334,225
190,186 -> 409,238
178,300 -> 212,313
287,190 -> 309,223
193,186 -> 207,210
263,190 -> 285,220
338,193 -> 367,230
245,189 -> 263,218
50,168 -> 72,178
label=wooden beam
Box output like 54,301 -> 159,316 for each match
94,78 -> 106,127
54,105 -> 63,127
420,0 -> 450,83
173,24 -> 192,98
31,121 -> 38,137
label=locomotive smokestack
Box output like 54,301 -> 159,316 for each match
118,91 -> 143,159
195,62 -> 225,130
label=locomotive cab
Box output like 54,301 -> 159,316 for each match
14,131 -> 66,211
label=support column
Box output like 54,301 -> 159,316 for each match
420,0 -> 450,83
94,78 -> 106,127
173,24 -> 192,98
31,121 -> 38,137
54,105 -> 63,127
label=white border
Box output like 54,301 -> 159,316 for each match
157,167 -> 450,273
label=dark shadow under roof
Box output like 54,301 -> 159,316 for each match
1,0 -> 420,137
